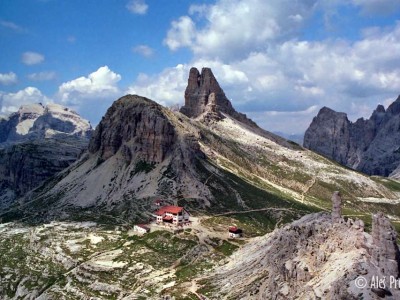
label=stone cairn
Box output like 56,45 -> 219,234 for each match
331,191 -> 342,223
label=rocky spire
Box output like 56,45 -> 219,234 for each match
331,191 -> 342,223
371,212 -> 400,277
180,67 -> 258,127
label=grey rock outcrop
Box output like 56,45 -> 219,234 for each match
371,212 -> 400,277
0,103 -> 92,211
208,209 -> 400,299
89,95 -> 176,162
304,95 -> 400,176
180,67 -> 257,127
331,191 -> 342,223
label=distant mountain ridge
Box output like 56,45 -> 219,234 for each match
0,103 -> 92,209
304,96 -> 400,177
2,68 -> 400,226
0,103 -> 91,144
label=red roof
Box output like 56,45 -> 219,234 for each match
229,226 -> 242,234
163,216 -> 173,221
156,205 -> 183,215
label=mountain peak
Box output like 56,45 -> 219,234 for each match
374,104 -> 385,113
180,67 -> 257,127
386,95 -> 400,115
89,94 -> 176,162
304,95 -> 400,176
317,106 -> 348,119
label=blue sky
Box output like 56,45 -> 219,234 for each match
1,0 -> 400,134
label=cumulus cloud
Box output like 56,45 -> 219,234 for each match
0,87 -> 50,114
56,66 -> 122,124
126,64 -> 189,107
152,1 -> 400,133
132,45 -> 154,57
58,66 -> 121,104
22,51 -> 45,65
27,71 -> 56,81
0,72 -> 17,85
164,0 -> 317,60
164,16 -> 196,51
126,0 -> 148,15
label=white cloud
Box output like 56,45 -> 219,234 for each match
126,0 -> 148,15
0,20 -> 24,32
164,0 -> 317,60
128,1 -> 400,134
132,45 -> 154,57
22,51 -> 45,65
126,64 -> 189,107
145,16 -> 400,134
164,16 -> 196,51
58,66 -> 121,105
0,87 -> 50,114
0,72 -> 17,85
27,71 -> 56,81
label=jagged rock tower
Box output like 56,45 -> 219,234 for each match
180,67 -> 257,127
331,191 -> 342,223
371,212 -> 400,277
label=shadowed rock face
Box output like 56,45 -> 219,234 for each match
89,95 -> 176,162
304,95 -> 400,176
180,67 -> 257,127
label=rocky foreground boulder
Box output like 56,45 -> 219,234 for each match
0,103 -> 92,210
304,96 -> 400,177
205,193 -> 400,299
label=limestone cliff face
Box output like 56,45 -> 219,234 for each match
0,103 -> 92,210
304,96 -> 400,176
180,67 -> 257,127
89,95 -> 176,163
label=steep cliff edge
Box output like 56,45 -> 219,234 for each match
304,96 -> 400,176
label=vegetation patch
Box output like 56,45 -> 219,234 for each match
215,240 -> 238,256
372,176 -> 400,192
132,160 -> 156,175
